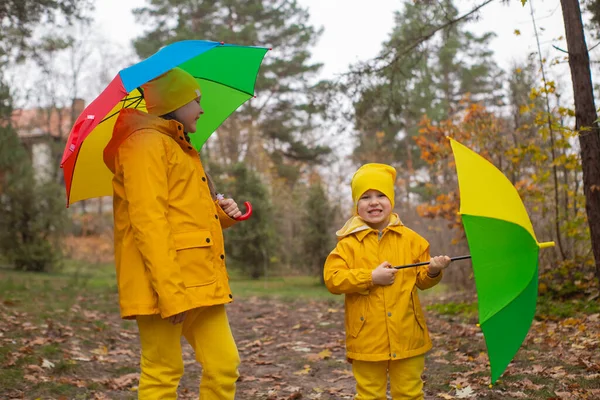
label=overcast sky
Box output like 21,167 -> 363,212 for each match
94,0 -> 582,80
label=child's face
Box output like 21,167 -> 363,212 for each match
173,96 -> 204,133
357,189 -> 392,230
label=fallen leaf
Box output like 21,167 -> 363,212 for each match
318,349 -> 331,359
91,345 -> 108,355
41,359 -> 55,369
506,392 -> 528,398
455,386 -> 475,398
294,365 -> 311,375
110,373 -> 139,389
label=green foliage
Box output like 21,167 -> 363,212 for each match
0,81 -> 67,272
586,0 -> 600,37
0,0 -> 92,64
211,162 -> 277,279
301,183 -> 335,280
350,0 -> 502,206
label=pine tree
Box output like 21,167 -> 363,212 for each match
351,0 -> 502,209
0,1 -> 87,271
301,182 -> 334,282
132,0 -> 331,177
209,162 -> 277,279
0,81 -> 67,271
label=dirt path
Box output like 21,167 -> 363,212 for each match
1,288 -> 599,399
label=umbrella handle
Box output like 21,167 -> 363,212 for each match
235,201 -> 253,221
394,255 -> 471,269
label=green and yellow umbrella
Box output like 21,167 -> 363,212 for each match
450,138 -> 554,383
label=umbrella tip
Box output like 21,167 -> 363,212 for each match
269,47 -> 273,51
253,95 -> 257,98
220,41 -> 225,45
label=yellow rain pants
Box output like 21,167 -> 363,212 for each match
136,305 -> 239,399
352,355 -> 425,400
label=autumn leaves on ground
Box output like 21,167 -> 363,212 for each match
1,258 -> 599,399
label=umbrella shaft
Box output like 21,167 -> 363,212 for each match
394,255 -> 471,269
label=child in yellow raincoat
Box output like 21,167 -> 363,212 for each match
324,163 -> 451,400
103,67 -> 241,399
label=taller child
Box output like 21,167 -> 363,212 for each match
104,67 -> 241,400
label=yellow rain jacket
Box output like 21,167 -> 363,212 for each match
324,214 -> 442,362
104,109 -> 237,319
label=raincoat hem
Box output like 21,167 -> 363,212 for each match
347,342 -> 432,362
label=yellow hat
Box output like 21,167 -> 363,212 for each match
351,163 -> 396,210
141,67 -> 201,116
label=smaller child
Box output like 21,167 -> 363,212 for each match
324,163 -> 451,400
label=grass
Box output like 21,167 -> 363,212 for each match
426,301 -> 478,319
536,295 -> 600,319
229,275 -> 336,301
1,263 -> 338,302
424,293 -> 599,323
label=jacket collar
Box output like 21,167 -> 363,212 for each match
336,213 -> 404,242
104,109 -> 196,173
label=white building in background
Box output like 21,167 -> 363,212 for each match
12,99 -> 112,213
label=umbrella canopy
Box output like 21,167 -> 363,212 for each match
449,138 -> 554,383
60,40 -> 268,206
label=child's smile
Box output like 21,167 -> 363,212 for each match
357,189 -> 392,230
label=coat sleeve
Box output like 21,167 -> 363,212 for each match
215,200 -> 238,230
414,236 -> 443,290
324,240 -> 373,294
118,131 -> 189,318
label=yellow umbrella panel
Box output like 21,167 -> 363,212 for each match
68,91 -> 145,205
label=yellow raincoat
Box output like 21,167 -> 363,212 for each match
324,214 -> 442,362
104,108 -> 236,319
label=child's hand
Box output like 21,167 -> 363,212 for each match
218,198 -> 242,219
428,255 -> 451,276
371,261 -> 397,286
167,311 -> 187,325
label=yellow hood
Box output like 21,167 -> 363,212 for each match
103,109 -> 181,174
336,213 -> 403,239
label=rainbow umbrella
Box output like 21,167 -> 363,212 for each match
60,40 -> 268,206
449,138 -> 555,383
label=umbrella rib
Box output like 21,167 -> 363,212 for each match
65,141 -> 84,207
100,96 -> 144,124
193,76 -> 254,97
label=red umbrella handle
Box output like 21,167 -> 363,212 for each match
236,201 -> 253,221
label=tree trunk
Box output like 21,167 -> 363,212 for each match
560,0 -> 600,283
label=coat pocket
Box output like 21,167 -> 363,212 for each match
173,230 -> 217,287
346,294 -> 369,338
411,290 -> 427,331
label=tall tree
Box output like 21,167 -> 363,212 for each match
350,0 -> 502,210
0,0 -> 90,271
558,0 -> 600,282
586,0 -> 600,37
132,0 -> 330,177
301,180 -> 335,282
0,0 -> 92,65
209,162 -> 277,279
